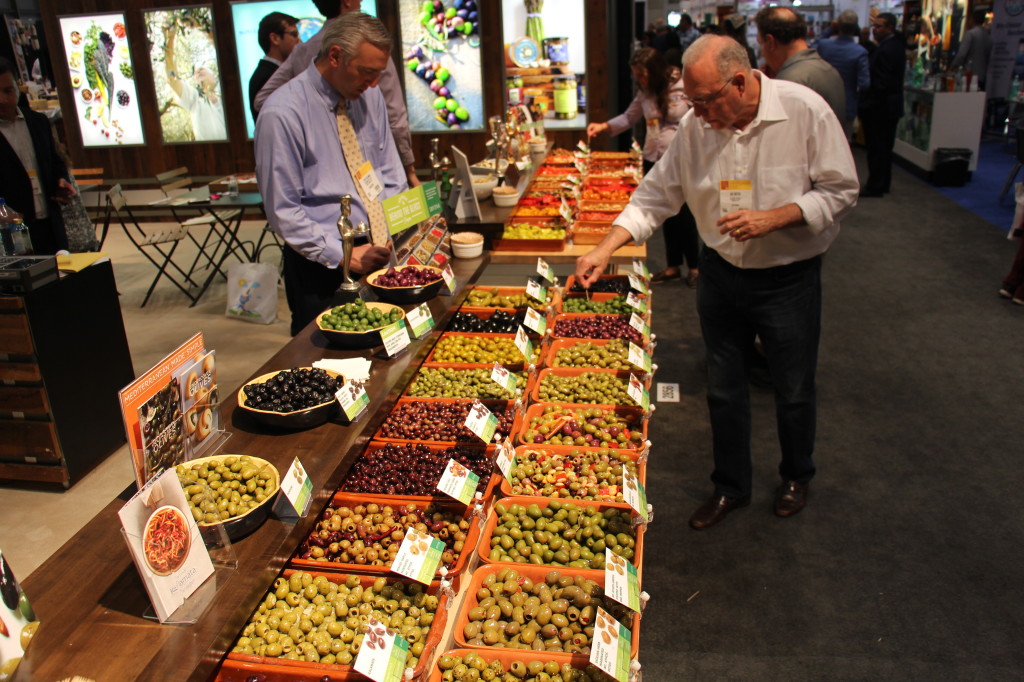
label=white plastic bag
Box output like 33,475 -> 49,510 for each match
226,262 -> 278,324
1011,182 -> 1024,240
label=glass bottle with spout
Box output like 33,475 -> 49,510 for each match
337,194 -> 369,292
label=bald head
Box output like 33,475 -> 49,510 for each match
683,35 -> 752,81
755,7 -> 808,45
681,35 -> 761,131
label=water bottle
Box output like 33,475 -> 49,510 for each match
227,175 -> 239,197
9,218 -> 32,255
0,198 -> 18,256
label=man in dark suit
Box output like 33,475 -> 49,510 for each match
859,13 -> 905,197
0,57 -> 75,254
248,12 -> 300,124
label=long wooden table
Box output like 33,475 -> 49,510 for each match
15,255 -> 489,682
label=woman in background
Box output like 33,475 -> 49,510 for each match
586,48 -> 700,286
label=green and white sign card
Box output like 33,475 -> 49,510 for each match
536,257 -> 556,284
589,606 -> 632,682
353,618 -> 410,682
437,458 -> 480,505
281,457 -> 313,516
627,342 -> 652,373
335,382 -> 370,421
491,362 -> 517,396
442,263 -> 457,293
496,441 -> 517,482
626,292 -> 647,314
632,258 -> 650,279
406,303 -> 435,339
382,182 -> 443,235
515,326 -> 534,366
525,278 -> 548,304
627,374 -> 650,411
622,468 -> 649,522
380,320 -> 410,358
604,548 -> 641,612
626,273 -> 648,295
628,313 -> 650,339
523,306 -> 547,335
464,400 -> 498,443
391,527 -> 444,584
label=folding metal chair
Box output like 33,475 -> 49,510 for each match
156,166 -> 242,278
104,184 -> 201,307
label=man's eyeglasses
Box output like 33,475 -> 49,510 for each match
681,78 -> 733,108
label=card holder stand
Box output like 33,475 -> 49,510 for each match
120,522 -> 235,625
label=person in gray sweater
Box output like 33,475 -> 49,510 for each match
756,7 -> 846,133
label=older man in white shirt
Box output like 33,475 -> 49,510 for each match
576,35 -> 858,529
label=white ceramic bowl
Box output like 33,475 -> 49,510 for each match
472,175 -> 498,199
492,187 -> 521,208
451,232 -> 485,259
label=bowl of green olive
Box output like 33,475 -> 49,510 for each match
316,299 -> 405,349
237,367 -> 345,430
175,454 -> 280,540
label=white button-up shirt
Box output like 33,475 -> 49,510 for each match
614,72 -> 859,269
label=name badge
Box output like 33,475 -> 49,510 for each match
355,161 -> 384,201
720,179 -> 752,216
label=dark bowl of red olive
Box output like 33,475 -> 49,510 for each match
237,367 -> 345,429
366,265 -> 445,304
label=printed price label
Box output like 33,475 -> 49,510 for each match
626,292 -> 647,314
464,400 -> 499,443
437,458 -> 480,505
560,197 -> 574,223
391,527 -> 444,584
627,343 -> 652,373
496,441 -> 517,481
622,311 -> 647,337
442,263 -> 457,293
622,468 -> 649,522
626,273 -> 649,295
632,258 -> 650,279
380,320 -> 410,358
589,607 -> 632,682
604,549 -> 641,612
567,175 -> 582,186
630,138 -> 643,155
628,374 -> 650,411
577,140 -> 591,154
526,278 -> 548,304
281,457 -> 312,516
335,382 -> 370,421
515,326 -> 534,366
406,303 -> 435,339
491,362 -> 518,396
537,257 -> 556,284
523,307 -> 547,335
353,618 -> 410,682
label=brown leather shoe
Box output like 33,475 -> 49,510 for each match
774,481 -> 809,517
689,494 -> 750,529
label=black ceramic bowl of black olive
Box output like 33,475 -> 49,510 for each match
366,265 -> 445,304
237,367 -> 344,429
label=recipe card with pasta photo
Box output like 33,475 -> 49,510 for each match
118,468 -> 215,622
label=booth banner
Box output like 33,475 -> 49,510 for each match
987,0 -> 1024,100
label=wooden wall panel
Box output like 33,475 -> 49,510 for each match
38,0 -> 613,179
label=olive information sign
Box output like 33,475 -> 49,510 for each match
604,548 -> 641,612
589,606 -> 632,682
354,618 -> 409,682
391,528 -> 444,585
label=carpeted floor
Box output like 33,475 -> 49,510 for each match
639,147 -> 1024,680
930,138 -> 1017,233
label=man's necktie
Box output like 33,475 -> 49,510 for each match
335,101 -> 389,246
